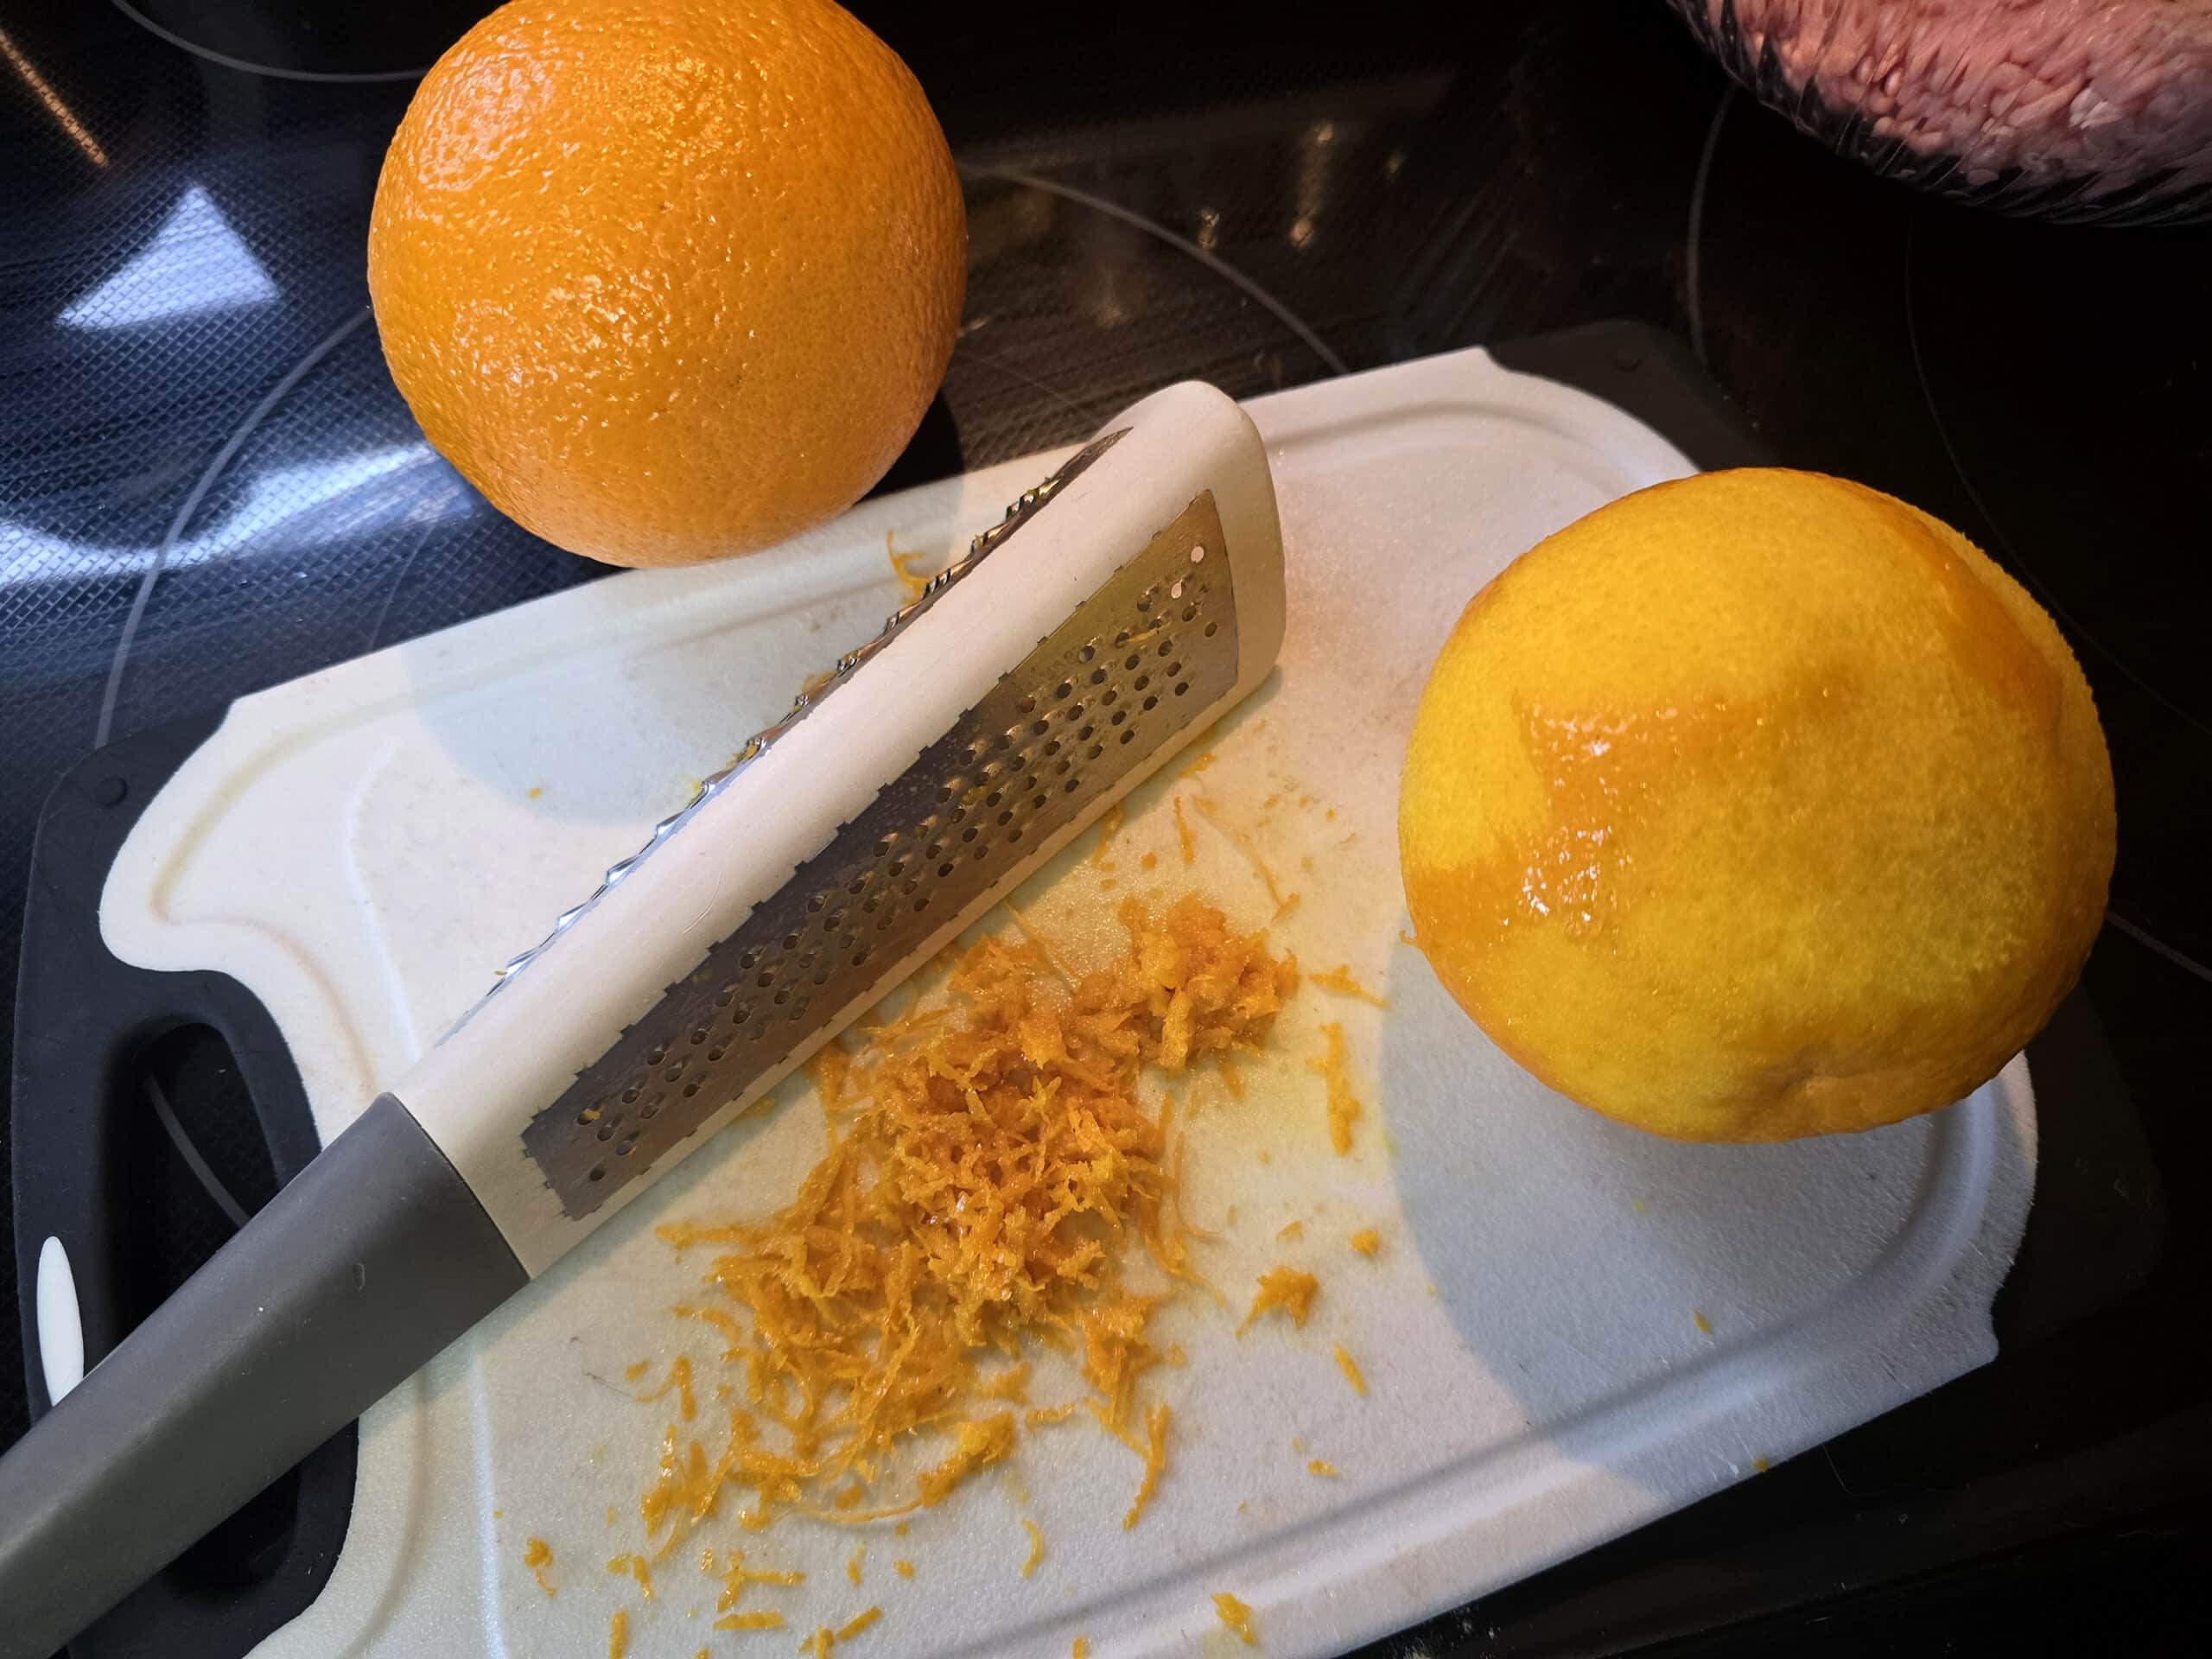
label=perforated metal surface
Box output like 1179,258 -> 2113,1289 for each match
520,488 -> 1235,1216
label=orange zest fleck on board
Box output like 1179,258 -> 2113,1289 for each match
701,1547 -> 804,1613
1332,1343 -> 1367,1396
1347,1229 -> 1381,1257
1398,928 -> 1418,947
836,1606 -> 882,1640
1307,1022 -> 1362,1154
712,1610 -> 785,1632
607,1552 -> 654,1599
1191,796 -> 1287,910
607,1606 -> 629,1659
1236,1267 -> 1319,1335
887,533 -> 931,601
1694,1309 -> 1714,1335
521,1536 -> 556,1597
639,1353 -> 696,1421
673,1303 -> 748,1358
1275,1219 -> 1304,1243
1272,892 -> 1301,924
1071,1640 -> 1090,1659
846,1544 -> 864,1586
623,1360 -> 652,1383
1307,1459 -> 1339,1477
978,1361 -> 1031,1402
1090,802 -> 1125,865
893,1559 -> 915,1579
1021,1516 -> 1046,1577
1141,850 -> 1159,871
1213,1592 -> 1260,1646
1311,963 -> 1388,1008
1121,1402 -> 1172,1530
1173,796 -> 1198,865
639,899 -> 1294,1548
1752,1456 -> 1772,1472
1180,749 -> 1218,779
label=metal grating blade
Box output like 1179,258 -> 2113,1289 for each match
522,488 -> 1239,1215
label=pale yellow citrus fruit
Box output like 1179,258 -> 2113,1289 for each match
368,0 -> 964,567
1398,469 -> 2113,1141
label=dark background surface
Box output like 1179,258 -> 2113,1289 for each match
3,1 -> 2208,1653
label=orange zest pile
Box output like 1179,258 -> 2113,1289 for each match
641,897 -> 1297,1557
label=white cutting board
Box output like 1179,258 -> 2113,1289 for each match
103,347 -> 2035,1658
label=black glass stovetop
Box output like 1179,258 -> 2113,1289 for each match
3,2 -> 2208,1654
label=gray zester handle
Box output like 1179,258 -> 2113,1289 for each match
0,1094 -> 525,1657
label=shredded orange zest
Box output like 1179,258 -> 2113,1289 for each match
1217,1056 -> 1244,1099
1397,927 -> 1417,947
1275,1220 -> 1304,1243
978,1362 -> 1031,1402
1752,1456 -> 1771,1472
1307,1459 -> 1338,1478
1003,901 -> 1080,989
1348,1229 -> 1380,1257
1025,1402 -> 1079,1427
608,1606 -> 629,1659
1180,750 -> 1218,779
606,1504 -> 616,1526
607,1552 -> 654,1599
1192,797 -> 1287,909
836,1607 -> 881,1640
846,1544 -> 863,1586
640,1353 -> 696,1421
1213,1592 -> 1259,1646
701,1546 -> 804,1612
1122,1402 -> 1171,1529
1694,1308 -> 1714,1334
634,899 -> 1290,1548
804,1629 -> 832,1658
1236,1268 -> 1319,1335
522,1536 -> 556,1598
1332,1343 -> 1367,1396
1090,802 -> 1125,865
808,1043 -> 855,1128
1308,1022 -> 1361,1154
893,1559 -> 916,1579
1072,1640 -> 1090,1659
1311,964 -> 1387,1007
893,1522 -> 909,1537
674,1303 -> 748,1359
623,1360 -> 652,1382
1021,1516 -> 1046,1577
887,534 -> 930,601
714,1608 -> 786,1629
1141,850 -> 1159,871
1172,796 -> 1198,864
1272,892 -> 1301,923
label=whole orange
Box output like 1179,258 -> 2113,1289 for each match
1399,471 -> 2114,1141
367,0 -> 965,566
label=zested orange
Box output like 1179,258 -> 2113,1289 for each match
1399,470 -> 2114,1141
